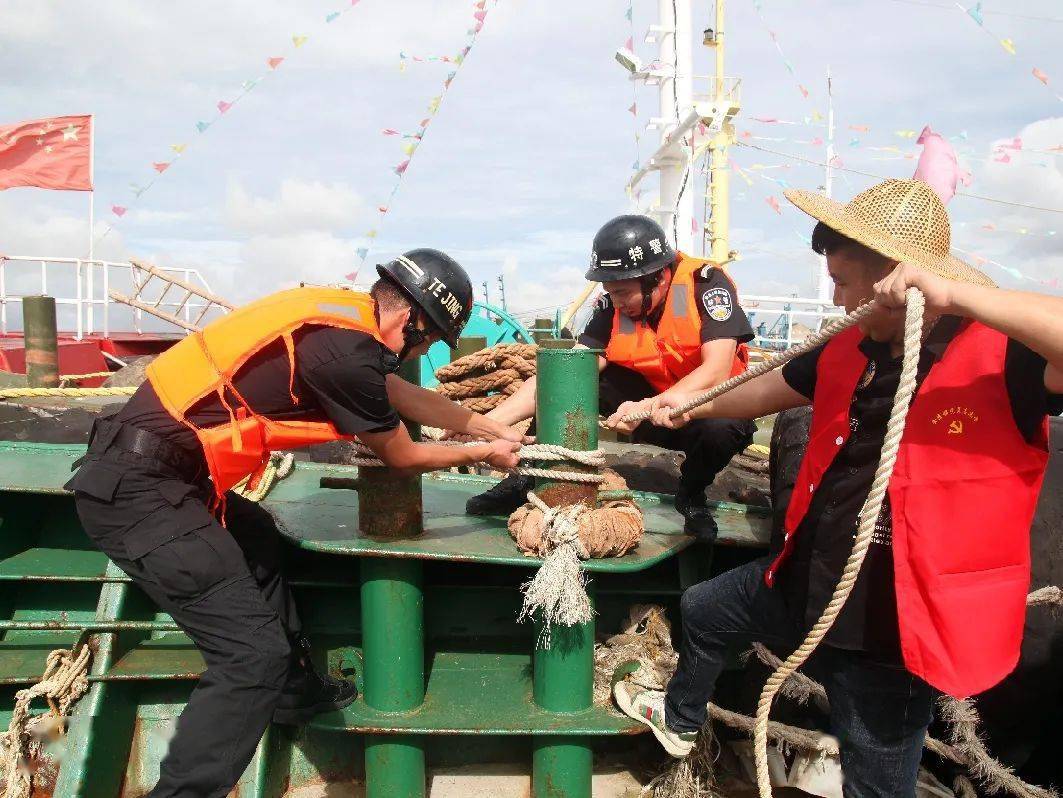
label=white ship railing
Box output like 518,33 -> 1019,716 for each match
0,255 -> 221,339
743,294 -> 844,350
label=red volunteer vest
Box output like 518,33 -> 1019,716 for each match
604,253 -> 749,392
770,321 -> 1048,698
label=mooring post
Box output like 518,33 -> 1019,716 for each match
23,295 -> 60,388
531,347 -> 599,798
455,335 -> 487,359
532,316 -> 555,344
360,356 -> 426,798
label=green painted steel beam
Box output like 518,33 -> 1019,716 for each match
531,348 -> 599,798
360,356 -> 427,798
361,558 -> 426,798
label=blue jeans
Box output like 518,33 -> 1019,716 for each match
666,559 -> 935,798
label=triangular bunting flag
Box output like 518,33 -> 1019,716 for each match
967,2 -> 983,25
355,247 -> 369,259
170,143 -> 187,154
402,142 -> 417,155
293,35 -> 309,48
625,36 -> 633,51
628,103 -> 637,115
1033,67 -> 1049,85
268,57 -> 285,69
378,206 -> 389,213
366,230 -> 378,239
394,160 -> 410,175
799,84 -> 809,98
153,162 -> 170,173
625,6 -> 632,21
766,196 -> 781,214
242,79 -> 261,91
474,10 -> 487,22
217,100 -> 233,114
1000,38 -> 1016,55
196,121 -> 211,133
381,128 -> 399,136
326,11 -> 340,22
112,205 -> 127,217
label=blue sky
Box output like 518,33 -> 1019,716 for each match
0,0 -> 1060,320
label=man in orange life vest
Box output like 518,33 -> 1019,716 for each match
65,249 -> 522,798
610,179 -> 1063,796
466,215 -> 756,539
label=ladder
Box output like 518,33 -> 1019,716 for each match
109,259 -> 234,332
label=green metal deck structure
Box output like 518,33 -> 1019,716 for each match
0,348 -> 771,797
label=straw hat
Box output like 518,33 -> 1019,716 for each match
785,178 -> 995,287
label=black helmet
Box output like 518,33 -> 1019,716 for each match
376,248 -> 474,349
585,215 -> 676,282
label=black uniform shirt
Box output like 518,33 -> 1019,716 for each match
777,316 -> 1063,661
117,326 -> 402,454
578,265 -> 754,350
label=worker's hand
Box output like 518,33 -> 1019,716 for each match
873,262 -> 956,317
483,418 -> 528,444
483,439 -> 521,470
649,392 -> 700,429
604,399 -> 652,434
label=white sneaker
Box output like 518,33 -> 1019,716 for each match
613,681 -> 697,758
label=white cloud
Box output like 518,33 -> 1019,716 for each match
224,178 -> 366,237
237,231 -> 362,293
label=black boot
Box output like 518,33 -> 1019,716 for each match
465,474 -> 533,516
273,636 -> 358,725
674,488 -> 718,543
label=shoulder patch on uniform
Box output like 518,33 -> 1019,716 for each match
702,287 -> 733,322
700,265 -> 714,280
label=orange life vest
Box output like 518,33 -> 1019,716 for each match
603,252 -> 749,392
147,287 -> 385,504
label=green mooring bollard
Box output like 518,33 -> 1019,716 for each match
359,355 -> 426,798
455,335 -> 487,359
23,295 -> 60,388
531,347 -> 599,798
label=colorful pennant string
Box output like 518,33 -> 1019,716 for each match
958,3 -> 1060,103
100,0 -> 365,237
752,0 -> 814,103
356,1 -> 499,267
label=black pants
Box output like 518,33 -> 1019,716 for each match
68,447 -> 301,798
667,559 -> 935,798
598,363 -> 756,496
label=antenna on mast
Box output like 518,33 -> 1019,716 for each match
622,0 -> 740,259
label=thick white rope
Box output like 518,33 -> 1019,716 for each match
348,441 -> 607,484
620,301 -> 879,425
0,645 -> 92,798
517,490 -> 594,647
752,288 -> 925,798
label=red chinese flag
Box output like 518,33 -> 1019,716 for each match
0,115 -> 92,191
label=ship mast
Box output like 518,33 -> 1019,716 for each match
625,0 -> 740,259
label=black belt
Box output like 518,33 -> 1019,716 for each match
80,419 -> 205,483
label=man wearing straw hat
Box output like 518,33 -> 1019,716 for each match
608,178 -> 1063,795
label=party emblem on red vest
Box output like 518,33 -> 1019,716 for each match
930,405 -> 980,436
702,287 -> 732,321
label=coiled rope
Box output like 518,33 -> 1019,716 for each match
0,645 -> 92,798
347,441 -> 607,484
